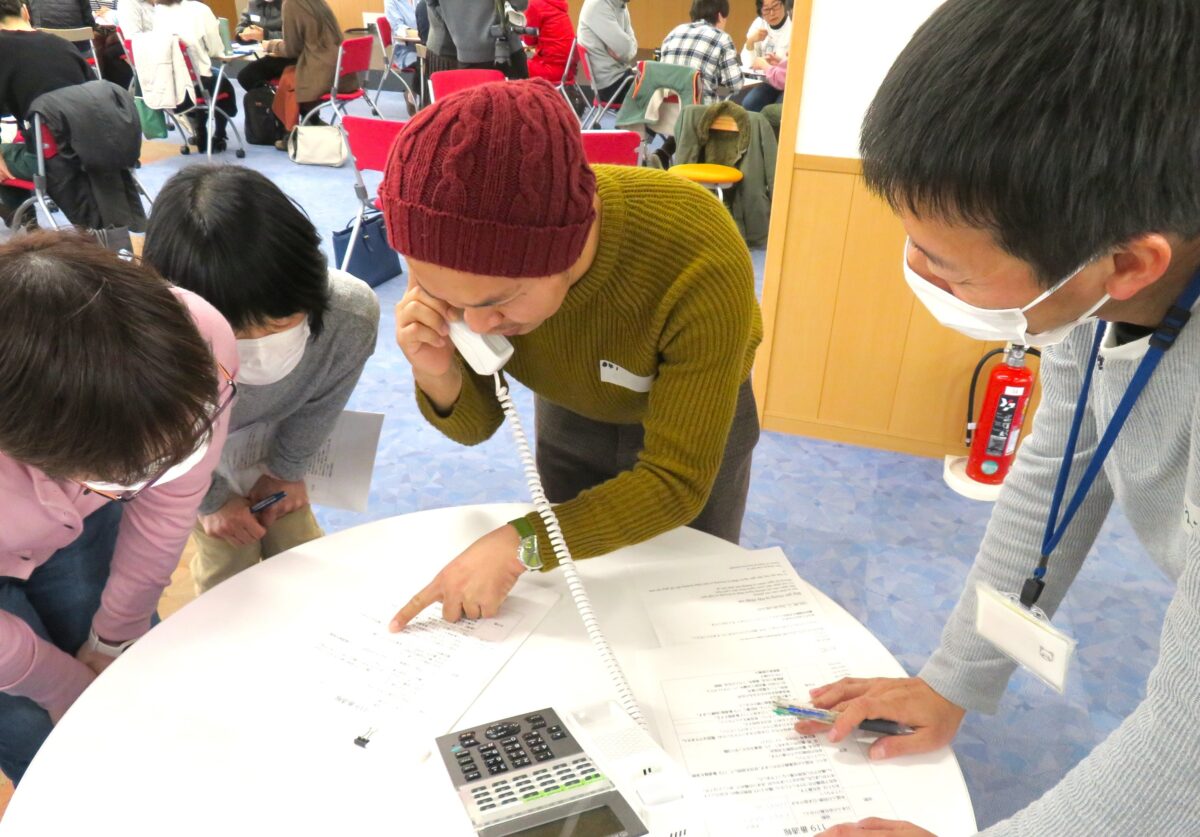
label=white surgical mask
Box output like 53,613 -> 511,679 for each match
902,239 -> 1109,348
235,319 -> 311,386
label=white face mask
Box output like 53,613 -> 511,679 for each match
235,319 -> 311,386
902,239 -> 1109,348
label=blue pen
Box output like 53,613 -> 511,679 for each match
773,698 -> 914,736
250,491 -> 287,514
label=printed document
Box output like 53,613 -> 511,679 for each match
218,410 -> 383,512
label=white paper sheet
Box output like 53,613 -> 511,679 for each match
292,586 -> 560,758
217,410 -> 383,512
638,640 -> 898,836
640,548 -> 846,677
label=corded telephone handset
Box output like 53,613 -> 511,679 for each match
440,324 -> 703,837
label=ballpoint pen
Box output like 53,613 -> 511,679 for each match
773,698 -> 915,736
250,491 -> 287,514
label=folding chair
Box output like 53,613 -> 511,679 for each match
427,69 -> 505,104
339,115 -> 406,271
44,27 -> 103,80
580,130 -> 642,166
175,40 -> 247,159
1,114 -> 62,230
375,16 -> 420,114
572,43 -> 633,129
302,36 -> 384,125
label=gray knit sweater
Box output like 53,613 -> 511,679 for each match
199,270 -> 380,515
921,311 -> 1200,834
427,0 -> 528,64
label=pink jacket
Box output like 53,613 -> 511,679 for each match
0,289 -> 237,717
765,58 -> 787,91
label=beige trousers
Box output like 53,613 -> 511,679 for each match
190,506 -> 325,595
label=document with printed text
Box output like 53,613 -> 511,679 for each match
218,410 -> 384,512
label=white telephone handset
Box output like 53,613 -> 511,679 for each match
448,320 -> 513,376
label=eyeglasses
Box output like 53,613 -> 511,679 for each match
79,363 -> 238,503
762,3 -> 785,13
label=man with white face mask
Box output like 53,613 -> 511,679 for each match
143,165 -> 380,594
796,2 -> 1200,836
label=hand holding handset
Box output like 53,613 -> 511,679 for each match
448,320 -> 513,376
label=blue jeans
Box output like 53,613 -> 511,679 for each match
741,83 -> 782,113
0,502 -> 122,785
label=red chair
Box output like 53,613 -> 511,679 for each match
427,69 -> 505,104
339,115 -> 407,271
0,115 -> 62,230
570,43 -> 633,129
173,40 -> 247,158
580,130 -> 641,166
303,35 -> 384,125
375,15 -> 419,113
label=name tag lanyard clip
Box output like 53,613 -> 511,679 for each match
1022,269 -> 1200,611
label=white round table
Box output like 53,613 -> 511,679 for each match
1,505 -> 977,835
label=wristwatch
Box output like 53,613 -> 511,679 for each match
85,628 -> 136,658
508,517 -> 543,571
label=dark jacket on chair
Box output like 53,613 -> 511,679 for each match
29,0 -> 95,30
29,80 -> 147,231
673,101 -> 777,248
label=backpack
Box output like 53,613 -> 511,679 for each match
243,86 -> 283,145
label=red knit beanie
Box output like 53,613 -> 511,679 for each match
380,78 -> 597,278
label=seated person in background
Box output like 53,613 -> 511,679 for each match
660,0 -> 743,104
523,0 -> 574,84
425,0 -> 529,80
0,0 -> 90,228
27,0 -> 94,30
382,80 -> 762,630
0,232 -> 236,785
736,0 -> 788,110
577,0 -> 637,104
115,0 -> 152,34
261,0 -> 356,139
142,165 -> 380,594
739,0 -> 789,71
235,0 -> 282,43
741,56 -> 785,113
152,0 -> 236,151
804,1 -> 1200,835
382,0 -> 418,112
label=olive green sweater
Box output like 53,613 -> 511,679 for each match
417,165 -> 763,564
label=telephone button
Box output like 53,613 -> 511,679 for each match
485,722 -> 522,740
464,770 -> 481,781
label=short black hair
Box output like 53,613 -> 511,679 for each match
143,164 -> 331,335
0,0 -> 25,18
691,0 -> 729,25
861,0 -> 1200,285
0,232 -> 218,483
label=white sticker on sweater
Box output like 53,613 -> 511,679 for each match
1183,499 -> 1200,534
599,360 -> 655,393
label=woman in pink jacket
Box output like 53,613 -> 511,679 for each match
0,232 -> 238,784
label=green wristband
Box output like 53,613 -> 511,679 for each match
508,516 -> 542,570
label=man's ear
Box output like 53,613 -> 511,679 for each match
1103,233 -> 1174,302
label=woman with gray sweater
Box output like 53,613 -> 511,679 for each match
142,165 -> 381,594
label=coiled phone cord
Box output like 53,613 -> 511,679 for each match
493,373 -> 647,729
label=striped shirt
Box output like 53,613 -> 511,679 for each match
659,21 -> 743,104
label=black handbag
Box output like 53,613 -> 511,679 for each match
243,86 -> 283,145
331,212 -> 402,287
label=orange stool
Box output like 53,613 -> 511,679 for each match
668,162 -> 743,202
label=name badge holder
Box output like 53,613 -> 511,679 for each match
978,269 -> 1200,692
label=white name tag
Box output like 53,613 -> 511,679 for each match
249,13 -> 261,21
599,360 -> 654,393
975,582 -> 1076,693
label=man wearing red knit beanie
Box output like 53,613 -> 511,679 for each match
383,79 -> 762,630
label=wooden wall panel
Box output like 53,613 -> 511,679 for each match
761,170 -> 854,422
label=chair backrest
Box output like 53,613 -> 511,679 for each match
343,115 -> 406,174
376,15 -> 393,49
574,43 -> 596,86
42,26 -> 93,44
427,69 -> 505,103
580,130 -> 640,166
122,38 -> 134,66
176,39 -> 204,91
559,37 -> 578,86
337,35 -> 376,78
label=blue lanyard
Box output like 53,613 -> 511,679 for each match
1021,268 -> 1200,608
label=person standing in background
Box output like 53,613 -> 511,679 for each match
522,0 -> 573,84
425,0 -> 529,80
577,0 -> 636,103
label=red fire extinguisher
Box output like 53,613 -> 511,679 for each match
965,345 -> 1038,484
